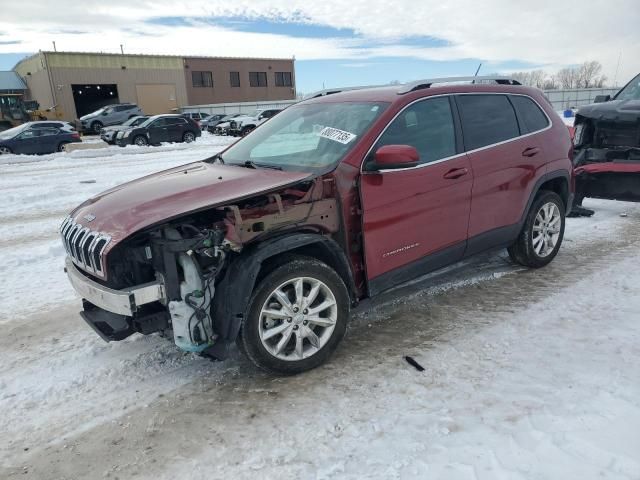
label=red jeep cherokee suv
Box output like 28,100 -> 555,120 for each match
61,76 -> 573,374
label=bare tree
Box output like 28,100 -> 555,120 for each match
577,61 -> 607,88
556,67 -> 579,89
510,69 -> 554,89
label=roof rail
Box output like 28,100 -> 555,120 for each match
304,84 -> 384,99
397,76 -> 522,95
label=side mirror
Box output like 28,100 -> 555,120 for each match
593,95 -> 611,103
102,111 -> 109,116
373,145 -> 419,170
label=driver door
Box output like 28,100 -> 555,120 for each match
147,118 -> 169,144
360,96 -> 473,294
15,130 -> 42,154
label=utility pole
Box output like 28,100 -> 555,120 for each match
613,50 -> 622,87
52,41 -> 57,52
120,44 -> 124,55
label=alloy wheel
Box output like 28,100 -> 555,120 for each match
0,146 -> 11,154
259,277 -> 338,361
532,202 -> 561,257
184,132 -> 195,143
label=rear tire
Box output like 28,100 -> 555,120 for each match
183,131 -> 196,143
241,126 -> 255,137
238,256 -> 349,375
508,191 -> 565,268
57,141 -> 70,152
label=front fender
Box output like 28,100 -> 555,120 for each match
205,233 -> 354,360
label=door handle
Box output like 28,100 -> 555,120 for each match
443,167 -> 469,180
522,147 -> 541,157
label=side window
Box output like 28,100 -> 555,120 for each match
150,118 -> 168,128
374,97 -> 456,165
40,128 -> 59,136
510,95 -> 549,134
457,95 -> 519,150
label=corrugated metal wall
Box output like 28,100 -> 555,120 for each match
543,87 -> 620,110
46,55 -> 188,120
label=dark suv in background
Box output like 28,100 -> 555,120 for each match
61,77 -> 573,375
115,114 -> 200,146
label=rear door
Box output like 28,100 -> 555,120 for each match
455,94 -> 548,251
167,118 -> 187,142
360,96 -> 473,293
37,127 -> 62,153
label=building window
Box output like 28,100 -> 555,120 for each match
249,72 -> 268,87
275,72 -> 293,87
230,71 -> 240,87
192,71 -> 213,88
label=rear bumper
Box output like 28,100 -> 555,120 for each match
65,257 -> 165,316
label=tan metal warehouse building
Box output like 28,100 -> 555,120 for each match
13,51 -> 296,122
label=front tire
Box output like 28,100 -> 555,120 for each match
508,191 -> 565,268
239,256 -> 349,375
91,121 -> 103,134
241,126 -> 255,137
0,146 -> 12,154
133,135 -> 148,146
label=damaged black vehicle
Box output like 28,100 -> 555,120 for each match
571,73 -> 640,216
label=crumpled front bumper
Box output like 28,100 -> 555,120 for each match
65,257 -> 165,316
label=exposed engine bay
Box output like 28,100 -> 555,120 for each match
73,176 -> 342,357
570,74 -> 640,216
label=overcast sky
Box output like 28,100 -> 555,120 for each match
1,0 -> 638,93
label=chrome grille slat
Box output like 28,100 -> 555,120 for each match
59,216 -> 111,278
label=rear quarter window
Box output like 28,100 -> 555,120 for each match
457,94 -> 519,150
510,95 -> 550,134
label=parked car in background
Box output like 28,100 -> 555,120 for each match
115,114 -> 200,147
213,113 -> 244,135
228,109 -> 282,136
79,104 -> 144,134
60,76 -> 573,375
0,123 -> 81,155
181,112 -> 211,129
199,114 -> 227,131
28,120 -> 77,132
182,112 -> 210,122
100,116 -> 149,144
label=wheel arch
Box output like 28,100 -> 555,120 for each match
207,233 -> 355,359
521,169 -> 571,222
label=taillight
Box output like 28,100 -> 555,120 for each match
71,132 -> 80,139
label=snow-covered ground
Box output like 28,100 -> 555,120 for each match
1,136 -> 639,479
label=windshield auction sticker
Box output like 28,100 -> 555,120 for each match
317,126 -> 357,144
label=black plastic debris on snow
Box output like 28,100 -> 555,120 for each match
404,356 -> 425,372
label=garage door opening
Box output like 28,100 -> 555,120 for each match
72,84 -> 119,118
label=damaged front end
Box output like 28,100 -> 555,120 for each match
571,84 -> 640,216
62,175 -> 342,358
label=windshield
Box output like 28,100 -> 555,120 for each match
123,116 -> 143,126
0,123 -> 29,139
222,102 -> 388,173
615,74 -> 640,101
